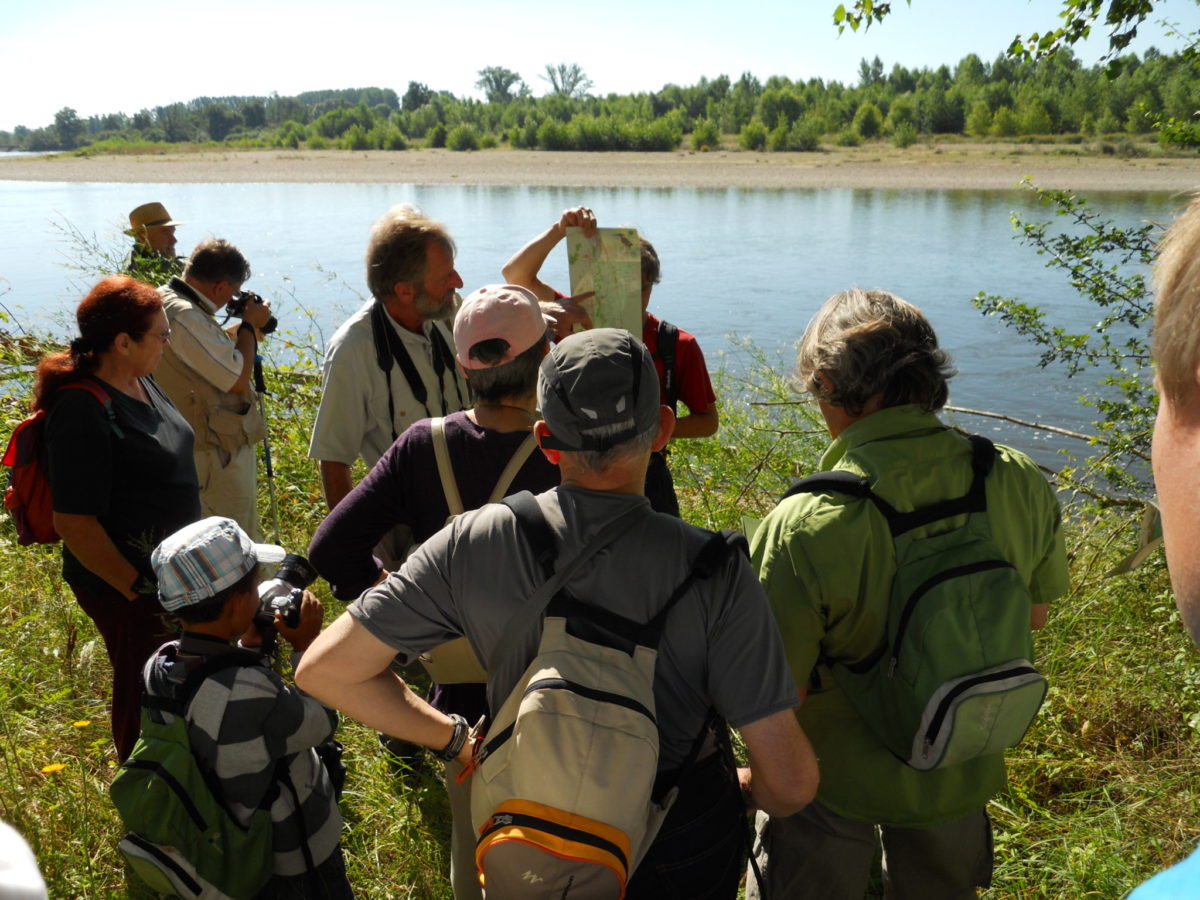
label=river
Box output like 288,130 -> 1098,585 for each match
0,180 -> 1176,472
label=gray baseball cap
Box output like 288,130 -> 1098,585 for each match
537,328 -> 661,452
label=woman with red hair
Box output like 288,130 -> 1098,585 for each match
36,276 -> 201,760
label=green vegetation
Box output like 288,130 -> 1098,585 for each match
5,43 -> 1197,157
974,182 -> 1158,497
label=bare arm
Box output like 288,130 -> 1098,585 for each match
53,512 -> 141,600
670,406 -> 720,439
502,206 -> 598,303
735,708 -> 819,817
319,460 -> 354,511
295,611 -> 470,764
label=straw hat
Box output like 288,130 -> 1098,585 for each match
125,202 -> 182,235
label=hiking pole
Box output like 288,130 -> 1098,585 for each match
252,354 -> 281,544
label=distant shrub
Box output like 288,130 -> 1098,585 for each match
835,129 -> 861,147
628,118 -> 680,151
307,134 -> 330,150
510,118 -> 539,149
379,128 -> 408,151
569,115 -> 629,151
965,100 -> 993,138
1019,101 -> 1054,135
425,123 -> 447,148
766,122 -> 791,151
342,124 -> 371,151
766,118 -> 821,151
789,118 -> 822,151
274,121 -> 305,149
690,118 -> 720,151
891,122 -> 918,148
990,106 -> 1019,137
446,124 -> 479,151
537,119 -> 572,150
480,132 -> 498,149
739,119 -> 768,151
852,102 -> 883,139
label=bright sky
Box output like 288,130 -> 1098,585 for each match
3,0 -> 1198,132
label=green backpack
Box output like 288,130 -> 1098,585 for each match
111,651 -> 274,900
785,434 -> 1047,771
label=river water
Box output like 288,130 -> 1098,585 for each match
0,180 -> 1179,471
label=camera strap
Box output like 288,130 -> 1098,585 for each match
371,302 -> 466,441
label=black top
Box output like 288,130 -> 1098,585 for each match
46,375 -> 201,594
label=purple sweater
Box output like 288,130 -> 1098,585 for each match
309,411 -> 559,602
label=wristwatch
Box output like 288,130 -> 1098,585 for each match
436,714 -> 470,762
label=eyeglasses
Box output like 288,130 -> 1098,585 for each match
146,328 -> 171,344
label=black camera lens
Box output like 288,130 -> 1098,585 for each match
274,553 -> 318,591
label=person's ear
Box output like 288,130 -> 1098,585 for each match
534,421 -> 561,465
651,406 -> 675,452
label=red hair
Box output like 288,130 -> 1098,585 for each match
34,276 -> 163,411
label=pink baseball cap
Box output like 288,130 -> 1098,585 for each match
453,284 -> 552,370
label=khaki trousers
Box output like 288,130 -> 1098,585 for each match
195,443 -> 260,540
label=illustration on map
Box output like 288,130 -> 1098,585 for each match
566,226 -> 642,336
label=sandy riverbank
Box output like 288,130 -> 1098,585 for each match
2,146 -> 1199,193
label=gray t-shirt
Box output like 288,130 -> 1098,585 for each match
350,485 -> 798,769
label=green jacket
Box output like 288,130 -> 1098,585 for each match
753,404 -> 1068,826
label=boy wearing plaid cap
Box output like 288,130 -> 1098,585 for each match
143,517 -> 354,899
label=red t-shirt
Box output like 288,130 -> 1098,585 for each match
642,312 -> 716,415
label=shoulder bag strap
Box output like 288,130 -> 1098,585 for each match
655,319 -> 680,412
486,433 -> 538,505
430,417 -> 465,517
371,301 -> 433,438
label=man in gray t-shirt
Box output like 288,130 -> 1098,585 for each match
297,329 -> 818,897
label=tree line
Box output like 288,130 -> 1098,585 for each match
4,49 -> 1197,155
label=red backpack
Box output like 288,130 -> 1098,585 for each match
2,380 -> 123,545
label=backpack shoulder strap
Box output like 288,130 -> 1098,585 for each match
58,379 -> 126,440
487,434 -> 538,505
654,319 -> 680,412
142,649 -> 263,716
640,529 -> 745,644
503,490 -> 557,579
782,433 -> 1000,537
430,417 -> 465,517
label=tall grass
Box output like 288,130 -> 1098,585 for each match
0,326 -> 1197,898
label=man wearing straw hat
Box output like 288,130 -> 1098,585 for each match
123,201 -> 185,280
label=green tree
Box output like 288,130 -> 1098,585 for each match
541,63 -> 593,98
965,99 -> 993,137
402,81 -> 434,112
476,67 -> 524,104
54,107 -> 84,148
1019,100 -> 1054,134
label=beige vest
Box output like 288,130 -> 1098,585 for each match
156,280 -> 266,456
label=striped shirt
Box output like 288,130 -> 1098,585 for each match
143,633 -> 342,876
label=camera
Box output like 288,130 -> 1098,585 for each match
253,553 -> 318,631
226,290 -> 278,336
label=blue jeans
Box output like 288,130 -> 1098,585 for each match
626,752 -> 746,900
